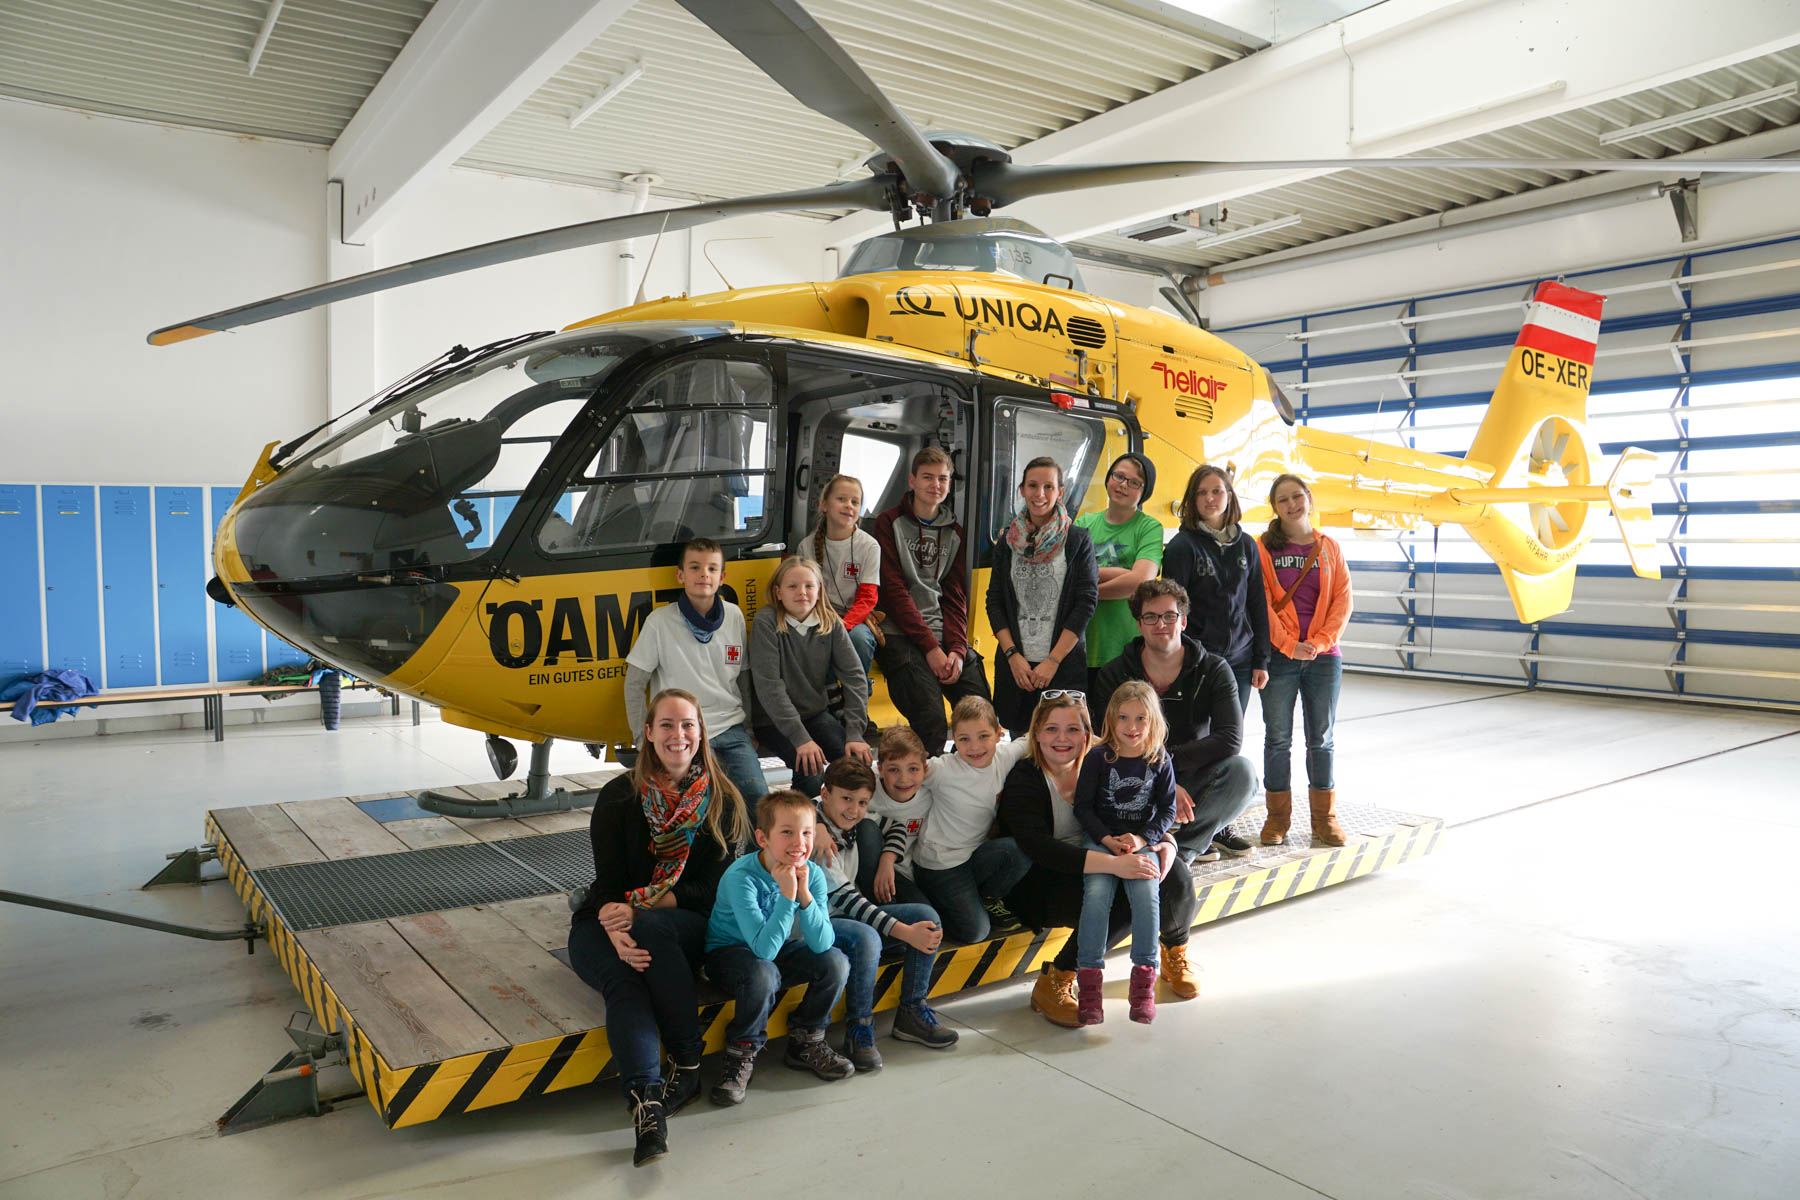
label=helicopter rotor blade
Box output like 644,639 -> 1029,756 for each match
146,177 -> 890,345
674,0 -> 960,202
973,156 -> 1800,207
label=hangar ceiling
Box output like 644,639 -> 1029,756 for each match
3,0 -> 1798,277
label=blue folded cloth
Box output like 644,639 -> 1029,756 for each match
1,669 -> 100,725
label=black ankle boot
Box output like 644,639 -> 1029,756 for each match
660,1059 -> 701,1115
627,1083 -> 667,1167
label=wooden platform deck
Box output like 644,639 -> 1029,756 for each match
208,778 -> 1442,1129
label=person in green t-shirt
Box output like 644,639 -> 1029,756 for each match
1074,453 -> 1165,686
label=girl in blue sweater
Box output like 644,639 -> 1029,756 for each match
1072,680 -> 1178,1026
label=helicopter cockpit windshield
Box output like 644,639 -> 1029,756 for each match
230,323 -> 730,588
838,217 -> 1085,290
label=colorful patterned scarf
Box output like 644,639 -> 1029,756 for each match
1004,503 -> 1071,565
626,764 -> 712,909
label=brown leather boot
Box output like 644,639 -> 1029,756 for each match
1260,790 -> 1292,845
1309,788 -> 1346,846
1029,963 -> 1081,1028
1159,943 -> 1200,1000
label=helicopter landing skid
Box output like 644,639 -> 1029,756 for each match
414,740 -> 596,819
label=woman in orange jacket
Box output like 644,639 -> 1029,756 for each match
1255,474 -> 1353,846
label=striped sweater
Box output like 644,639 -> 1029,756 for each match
815,808 -> 899,937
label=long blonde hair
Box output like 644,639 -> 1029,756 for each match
769,556 -> 841,633
1026,691 -> 1096,772
809,473 -> 864,571
1099,680 -> 1168,766
633,688 -> 749,852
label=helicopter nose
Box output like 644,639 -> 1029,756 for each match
215,489 -> 466,684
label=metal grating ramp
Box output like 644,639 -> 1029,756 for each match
254,831 -> 591,931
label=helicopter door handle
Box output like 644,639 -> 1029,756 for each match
749,542 -> 786,556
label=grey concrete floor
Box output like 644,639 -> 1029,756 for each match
2,677 -> 1797,1199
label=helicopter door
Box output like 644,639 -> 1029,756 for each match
983,393 -> 1135,543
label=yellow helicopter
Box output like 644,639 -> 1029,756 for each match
148,0 -> 1793,816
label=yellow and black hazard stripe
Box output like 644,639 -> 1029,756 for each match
212,811 -> 1442,1129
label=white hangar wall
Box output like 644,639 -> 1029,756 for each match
0,100 -> 831,486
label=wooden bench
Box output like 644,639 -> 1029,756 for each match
33,679 -> 419,741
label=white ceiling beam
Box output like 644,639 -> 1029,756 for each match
329,0 -> 635,242
811,0 -> 1800,257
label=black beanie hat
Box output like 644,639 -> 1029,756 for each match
1107,452 -> 1156,505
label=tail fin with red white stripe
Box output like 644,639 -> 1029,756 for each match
1465,280 -> 1603,481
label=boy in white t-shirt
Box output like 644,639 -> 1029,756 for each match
868,725 -> 934,907
624,538 -> 768,808
910,697 -> 1033,943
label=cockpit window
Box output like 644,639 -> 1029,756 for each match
839,219 -> 1086,290
539,354 -> 776,554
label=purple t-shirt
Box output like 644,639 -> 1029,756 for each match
1269,542 -> 1340,657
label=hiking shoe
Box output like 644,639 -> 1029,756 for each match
841,1019 -> 883,1072
660,1059 -> 701,1115
981,896 -> 1026,937
785,1028 -> 855,1081
626,1084 -> 667,1167
1213,829 -> 1254,857
892,1002 -> 959,1049
1159,943 -> 1200,1000
709,1043 -> 757,1106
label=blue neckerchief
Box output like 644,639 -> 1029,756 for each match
678,594 -> 724,643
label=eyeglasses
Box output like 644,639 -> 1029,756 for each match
1040,689 -> 1086,703
1138,612 -> 1183,627
1107,472 -> 1145,490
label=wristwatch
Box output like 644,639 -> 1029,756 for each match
1000,645 -> 1018,660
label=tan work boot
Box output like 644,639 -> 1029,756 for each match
1029,963 -> 1081,1028
1260,790 -> 1292,845
1159,943 -> 1200,1000
1309,788 -> 1346,846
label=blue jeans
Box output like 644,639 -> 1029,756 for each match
566,907 -> 708,1097
709,723 -> 768,809
846,621 -> 877,680
1077,840 -> 1160,969
913,837 -> 1032,943
1233,665 -> 1256,717
1262,652 -> 1342,792
705,940 -> 849,1050
831,902 -> 939,1022
754,710 -> 846,797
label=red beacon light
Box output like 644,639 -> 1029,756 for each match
1050,391 -> 1075,409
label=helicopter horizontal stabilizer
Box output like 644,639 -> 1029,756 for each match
1607,447 -> 1662,580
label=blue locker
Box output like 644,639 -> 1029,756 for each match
492,496 -> 520,546
156,487 -> 209,685
211,487 -> 264,680
555,493 -> 574,524
42,485 -> 101,679
100,486 -> 157,688
266,637 -> 311,670
0,485 -> 42,680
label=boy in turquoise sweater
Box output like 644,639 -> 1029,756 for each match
704,789 -> 854,1105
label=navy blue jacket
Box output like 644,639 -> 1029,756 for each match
1161,527 -> 1270,674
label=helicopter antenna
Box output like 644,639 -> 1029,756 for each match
634,213 -> 673,305
702,235 -> 772,291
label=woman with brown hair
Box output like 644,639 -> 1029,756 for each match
986,456 -> 1099,732
568,688 -> 750,1167
1161,463 -> 1270,715
1256,473 -> 1353,848
996,691 -> 1200,1027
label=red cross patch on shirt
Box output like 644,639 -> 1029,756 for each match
843,563 -> 860,579
724,644 -> 742,664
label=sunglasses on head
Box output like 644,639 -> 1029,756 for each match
1040,689 -> 1086,703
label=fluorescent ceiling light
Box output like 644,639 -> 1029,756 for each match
569,63 -> 646,130
1598,82 -> 1798,145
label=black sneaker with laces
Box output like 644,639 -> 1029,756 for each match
710,1043 -> 757,1106
784,1029 -> 854,1080
626,1084 -> 667,1167
841,1019 -> 883,1071
981,895 -> 1026,937
660,1059 -> 701,1115
1213,829 -> 1255,857
892,1001 -> 959,1049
